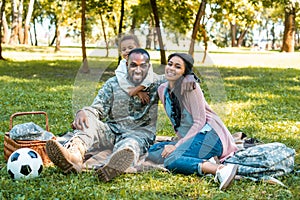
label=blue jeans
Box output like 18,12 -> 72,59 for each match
147,128 -> 223,175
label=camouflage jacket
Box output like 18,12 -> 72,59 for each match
84,76 -> 164,150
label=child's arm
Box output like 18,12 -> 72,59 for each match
128,85 -> 145,96
128,85 -> 150,104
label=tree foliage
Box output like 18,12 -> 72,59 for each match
0,0 -> 299,59
256,0 -> 300,51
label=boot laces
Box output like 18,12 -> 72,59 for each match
64,138 -> 86,155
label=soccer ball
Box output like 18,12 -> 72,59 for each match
7,148 -> 43,180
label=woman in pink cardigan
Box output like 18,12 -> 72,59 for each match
147,53 -> 238,190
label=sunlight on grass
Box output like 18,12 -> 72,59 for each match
47,85 -> 74,92
225,101 -> 256,116
223,75 -> 254,81
288,85 -> 300,92
0,75 -> 33,83
247,91 -> 282,99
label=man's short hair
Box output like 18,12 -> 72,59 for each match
128,48 -> 150,62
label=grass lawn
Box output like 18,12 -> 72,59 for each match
0,47 -> 299,199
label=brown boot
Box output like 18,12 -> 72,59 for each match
46,138 -> 86,173
96,148 -> 135,182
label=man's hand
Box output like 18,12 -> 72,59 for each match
72,110 -> 89,131
161,145 -> 176,158
181,74 -> 196,95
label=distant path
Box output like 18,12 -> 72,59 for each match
3,47 -> 300,68
198,52 -> 300,68
149,48 -> 300,68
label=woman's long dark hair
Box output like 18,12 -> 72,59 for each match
168,58 -> 192,131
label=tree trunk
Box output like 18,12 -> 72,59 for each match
118,0 -> 125,63
24,0 -> 35,45
297,28 -> 299,48
149,16 -> 155,49
201,25 -> 208,63
146,26 -> 153,50
189,0 -> 206,56
130,15 -> 136,34
55,22 -> 60,51
80,0 -> 89,73
100,12 -> 108,57
0,0 -> 6,60
271,22 -> 276,49
9,0 -> 19,45
2,11 -> 9,44
224,28 -> 228,47
50,35 -> 56,46
237,29 -> 248,47
150,0 -> 166,64
230,23 -> 237,47
18,0 -> 24,44
29,26 -> 33,45
118,0 -> 125,35
295,27 -> 299,48
33,17 -> 38,46
282,7 -> 295,52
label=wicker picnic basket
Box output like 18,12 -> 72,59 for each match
4,111 -> 53,166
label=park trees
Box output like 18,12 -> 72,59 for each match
211,0 -> 263,47
6,0 -> 35,45
80,0 -> 88,73
150,0 -> 166,64
0,0 -> 299,63
87,0 -> 114,57
23,0 -> 34,45
258,0 -> 300,52
281,0 -> 299,52
9,0 -> 19,45
40,0 -> 80,52
189,0 -> 207,59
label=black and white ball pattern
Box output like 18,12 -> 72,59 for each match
7,148 -> 43,180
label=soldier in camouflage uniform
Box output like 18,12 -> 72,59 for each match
46,48 -> 164,182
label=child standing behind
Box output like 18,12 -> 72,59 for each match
115,35 -> 156,104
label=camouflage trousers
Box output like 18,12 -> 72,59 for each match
68,109 -> 142,165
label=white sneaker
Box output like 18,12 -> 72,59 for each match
214,164 -> 238,190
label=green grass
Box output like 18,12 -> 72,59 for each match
0,47 -> 299,199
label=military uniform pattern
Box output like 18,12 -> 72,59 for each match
72,76 -> 163,164
224,142 -> 295,178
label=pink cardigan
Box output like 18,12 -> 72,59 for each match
158,82 -> 238,162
